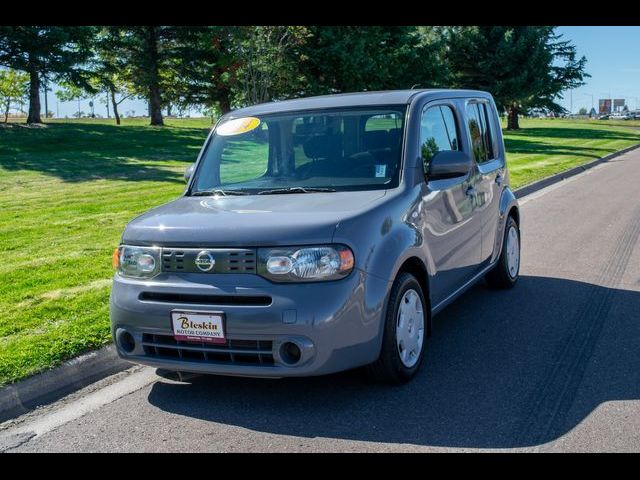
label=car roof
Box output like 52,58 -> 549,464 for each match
224,89 -> 492,118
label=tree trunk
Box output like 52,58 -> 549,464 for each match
146,26 -> 164,126
43,77 -> 48,119
149,87 -> 163,125
166,103 -> 172,117
109,86 -> 121,125
507,103 -> 520,130
4,97 -> 10,123
106,92 -> 110,118
26,65 -> 42,124
219,89 -> 231,114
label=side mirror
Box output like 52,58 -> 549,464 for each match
184,163 -> 195,183
427,150 -> 472,181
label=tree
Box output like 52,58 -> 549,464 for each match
105,26 -> 174,126
232,26 -> 309,106
82,28 -> 136,125
0,68 -> 29,123
0,26 -> 95,124
55,81 -> 87,118
443,26 -> 588,129
161,26 -> 240,114
137,26 -> 447,115
295,26 -> 447,97
578,107 -> 588,115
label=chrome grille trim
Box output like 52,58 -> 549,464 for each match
161,247 -> 257,274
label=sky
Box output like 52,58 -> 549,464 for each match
555,26 -> 640,112
42,26 -> 640,118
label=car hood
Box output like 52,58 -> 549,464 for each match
122,190 -> 387,246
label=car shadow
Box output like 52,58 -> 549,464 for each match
146,275 -> 640,448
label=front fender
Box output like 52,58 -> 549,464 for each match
332,187 -> 427,284
332,187 -> 429,357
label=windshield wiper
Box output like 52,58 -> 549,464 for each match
257,187 -> 337,195
191,189 -> 249,196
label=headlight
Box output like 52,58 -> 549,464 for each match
258,245 -> 354,282
114,245 -> 161,279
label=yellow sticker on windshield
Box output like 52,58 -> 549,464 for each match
216,117 -> 261,136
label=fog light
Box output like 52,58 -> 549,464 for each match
280,341 -> 302,365
116,328 -> 136,354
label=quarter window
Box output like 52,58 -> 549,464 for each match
420,105 -> 459,174
466,102 -> 495,163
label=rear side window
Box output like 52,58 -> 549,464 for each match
466,102 -> 495,163
420,105 -> 459,174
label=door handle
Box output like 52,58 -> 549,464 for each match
465,186 -> 477,198
495,174 -> 504,186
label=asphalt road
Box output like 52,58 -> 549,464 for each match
2,149 -> 640,452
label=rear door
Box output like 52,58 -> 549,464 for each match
420,102 -> 483,306
465,100 -> 506,265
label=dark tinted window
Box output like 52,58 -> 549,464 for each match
420,105 -> 459,174
466,102 -> 495,163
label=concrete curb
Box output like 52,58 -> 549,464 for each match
513,143 -> 640,198
0,344 -> 129,423
1,142 -> 639,423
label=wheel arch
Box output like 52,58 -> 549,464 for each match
493,187 -> 520,261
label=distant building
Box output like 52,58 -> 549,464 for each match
614,98 -> 626,112
599,99 -> 612,114
589,107 -> 597,118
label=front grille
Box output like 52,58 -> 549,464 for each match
162,248 -> 257,274
139,292 -> 272,306
142,333 -> 274,366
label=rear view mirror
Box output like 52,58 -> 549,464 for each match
427,150 -> 472,181
184,163 -> 195,183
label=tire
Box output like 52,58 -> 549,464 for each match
485,215 -> 520,289
366,272 -> 428,384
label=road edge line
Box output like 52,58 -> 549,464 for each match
514,143 -> 640,198
0,344 -> 130,423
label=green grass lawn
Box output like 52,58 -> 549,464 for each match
503,118 -> 640,188
0,116 -> 638,386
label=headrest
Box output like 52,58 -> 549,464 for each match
364,129 -> 401,150
303,133 -> 342,159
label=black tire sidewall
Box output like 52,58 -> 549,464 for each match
381,273 -> 428,382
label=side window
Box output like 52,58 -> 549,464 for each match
466,102 -> 495,163
420,105 -> 459,174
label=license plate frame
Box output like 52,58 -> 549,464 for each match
170,310 -> 227,345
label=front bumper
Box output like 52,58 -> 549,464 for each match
109,269 -> 390,377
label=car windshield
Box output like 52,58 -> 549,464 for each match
190,106 -> 406,195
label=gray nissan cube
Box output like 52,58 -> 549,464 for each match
110,89 -> 520,384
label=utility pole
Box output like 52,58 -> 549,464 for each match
570,89 -> 573,114
77,97 -> 81,119
583,93 -> 594,110
56,100 -> 59,119
106,92 -> 110,119
43,74 -> 49,120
